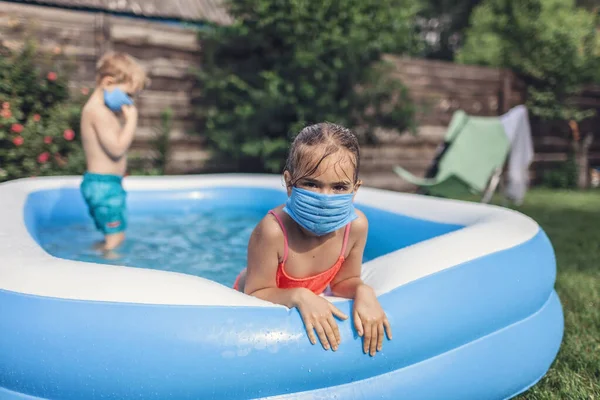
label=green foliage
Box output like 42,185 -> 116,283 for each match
196,0 -> 419,172
153,107 -> 173,175
457,0 -> 600,122
541,153 -> 578,188
129,107 -> 173,176
0,40 -> 87,181
415,0 -> 485,60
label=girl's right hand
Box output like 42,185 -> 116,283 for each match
293,288 -> 348,351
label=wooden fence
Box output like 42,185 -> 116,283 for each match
2,1 -> 598,191
0,1 -> 217,175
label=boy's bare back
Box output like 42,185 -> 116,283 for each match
81,94 -> 134,176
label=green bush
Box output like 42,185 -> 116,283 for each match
414,0 -> 486,61
0,40 -> 87,182
541,153 -> 578,188
128,107 -> 173,176
457,0 -> 600,122
196,0 -> 419,172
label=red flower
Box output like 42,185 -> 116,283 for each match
44,136 -> 52,144
37,152 -> 50,164
12,136 -> 24,146
47,72 -> 58,81
2,102 -> 9,110
33,114 -> 41,122
63,129 -> 75,141
11,123 -> 23,133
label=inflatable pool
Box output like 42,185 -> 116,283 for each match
0,174 -> 563,400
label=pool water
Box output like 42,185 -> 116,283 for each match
37,209 -> 265,287
28,187 -> 462,287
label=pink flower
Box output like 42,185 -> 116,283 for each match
11,123 -> 23,133
44,136 -> 52,144
37,152 -> 50,164
81,87 -> 89,95
63,129 -> 75,141
33,114 -> 41,122
2,102 -> 9,110
47,72 -> 57,81
13,136 -> 24,146
1,109 -> 11,119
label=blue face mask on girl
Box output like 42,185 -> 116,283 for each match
283,187 -> 358,236
104,87 -> 133,113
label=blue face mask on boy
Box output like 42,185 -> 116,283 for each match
283,187 -> 358,236
104,87 -> 133,113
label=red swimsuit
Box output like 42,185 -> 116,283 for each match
234,210 -> 351,295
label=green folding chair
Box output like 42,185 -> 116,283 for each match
393,110 -> 510,203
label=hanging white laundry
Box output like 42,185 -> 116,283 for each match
500,105 -> 534,205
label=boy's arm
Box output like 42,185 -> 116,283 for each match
329,210 -> 369,298
92,105 -> 138,159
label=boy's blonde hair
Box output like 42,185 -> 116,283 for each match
96,51 -> 149,91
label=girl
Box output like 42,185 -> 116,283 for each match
234,122 -> 392,357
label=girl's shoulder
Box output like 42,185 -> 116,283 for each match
351,208 -> 368,233
250,207 -> 286,246
349,209 -> 368,243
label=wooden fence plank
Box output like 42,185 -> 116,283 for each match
109,17 -> 201,52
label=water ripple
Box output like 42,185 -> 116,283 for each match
36,209 -> 265,287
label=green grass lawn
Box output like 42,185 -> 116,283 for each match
470,189 -> 600,399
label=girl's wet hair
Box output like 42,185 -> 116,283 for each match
285,122 -> 360,187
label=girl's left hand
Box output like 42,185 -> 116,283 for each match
353,284 -> 392,356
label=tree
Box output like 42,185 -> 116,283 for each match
457,0 -> 600,187
195,0 -> 419,172
415,0 -> 485,61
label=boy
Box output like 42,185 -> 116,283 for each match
80,51 -> 148,252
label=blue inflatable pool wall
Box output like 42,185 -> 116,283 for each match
0,176 -> 563,400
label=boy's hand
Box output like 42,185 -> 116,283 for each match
121,104 -> 138,121
353,284 -> 392,356
293,288 -> 348,351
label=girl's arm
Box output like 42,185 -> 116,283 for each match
330,211 -> 392,356
244,215 -> 348,350
243,216 -> 301,307
329,212 -> 369,298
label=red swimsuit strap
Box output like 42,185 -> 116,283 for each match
340,222 -> 351,259
268,210 -> 288,263
269,209 -> 351,266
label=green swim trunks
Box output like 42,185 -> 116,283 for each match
80,172 -> 127,235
